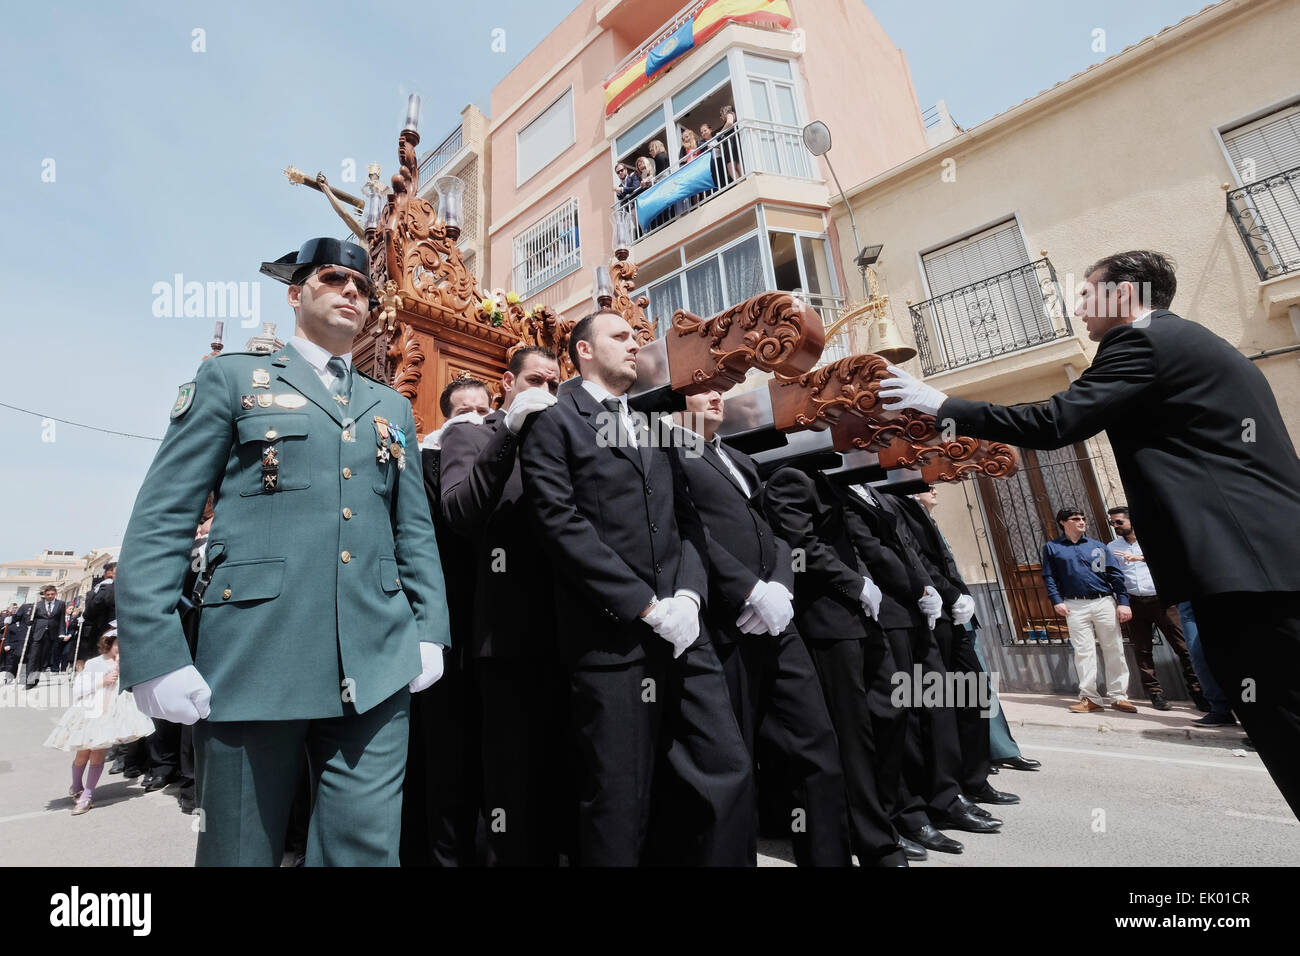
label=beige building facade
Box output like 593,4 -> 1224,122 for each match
830,0 -> 1300,694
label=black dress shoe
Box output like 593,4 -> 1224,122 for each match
934,797 -> 1002,833
121,766 -> 145,780
143,773 -> 177,792
108,758 -> 126,775
994,756 -> 1041,771
1195,711 -> 1236,726
988,765 -> 999,773
1150,693 -> 1172,711
896,835 -> 928,861
178,792 -> 196,814
900,824 -> 963,854
967,782 -> 1020,805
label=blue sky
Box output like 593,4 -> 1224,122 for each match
0,0 -> 1213,560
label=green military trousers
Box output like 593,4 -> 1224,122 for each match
193,688 -> 409,866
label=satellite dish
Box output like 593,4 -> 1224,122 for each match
802,121 -> 832,156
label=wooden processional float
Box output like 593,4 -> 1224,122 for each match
283,94 -> 1017,487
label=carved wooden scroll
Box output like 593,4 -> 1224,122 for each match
669,292 -> 826,394
877,436 -> 1019,481
611,257 -> 657,348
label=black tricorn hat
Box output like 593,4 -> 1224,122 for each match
260,237 -> 370,285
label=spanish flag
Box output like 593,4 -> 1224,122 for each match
604,0 -> 795,117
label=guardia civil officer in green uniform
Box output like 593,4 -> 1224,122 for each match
117,238 -> 451,866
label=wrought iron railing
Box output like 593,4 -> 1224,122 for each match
1226,165 -> 1300,280
417,125 -> 465,187
614,119 -> 818,244
908,258 -> 1074,376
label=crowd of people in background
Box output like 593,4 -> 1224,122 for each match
611,105 -> 741,234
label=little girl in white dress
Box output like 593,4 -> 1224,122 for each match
44,626 -> 154,815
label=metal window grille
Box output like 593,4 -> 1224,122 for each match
512,198 -> 581,297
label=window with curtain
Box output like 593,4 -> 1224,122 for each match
721,235 -> 764,303
648,275 -> 685,337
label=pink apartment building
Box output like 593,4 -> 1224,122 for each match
477,0 -> 931,352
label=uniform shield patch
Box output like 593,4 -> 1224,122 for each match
171,382 -> 196,419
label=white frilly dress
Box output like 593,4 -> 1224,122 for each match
43,655 -> 154,752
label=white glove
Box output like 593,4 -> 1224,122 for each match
918,585 -> 943,629
408,642 -> 445,693
643,596 -> 700,658
878,364 -> 949,416
859,577 -> 883,621
951,594 -> 976,626
738,581 -> 794,636
133,665 -> 212,725
504,387 -> 557,435
421,411 -> 486,450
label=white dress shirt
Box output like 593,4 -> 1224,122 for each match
289,335 -> 353,392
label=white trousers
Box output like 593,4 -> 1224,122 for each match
1065,596 -> 1130,703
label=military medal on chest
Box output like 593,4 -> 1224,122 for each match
373,416 -> 408,471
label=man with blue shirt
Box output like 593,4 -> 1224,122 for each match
1041,507 -> 1134,714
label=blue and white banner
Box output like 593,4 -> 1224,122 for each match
646,19 -> 695,76
636,154 -> 716,230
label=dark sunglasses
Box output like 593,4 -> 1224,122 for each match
311,266 -> 373,298
1109,518 -> 1127,525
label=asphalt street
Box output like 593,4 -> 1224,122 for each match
3,675 -> 1295,867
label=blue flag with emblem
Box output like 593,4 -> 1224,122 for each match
647,19 -> 694,76
635,154 -> 716,230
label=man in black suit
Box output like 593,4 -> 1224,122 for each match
762,465 -> 912,865
1,603 -> 24,680
882,249 -> 1300,818
440,346 -> 569,866
836,478 -> 1000,850
81,563 -> 116,664
520,310 -> 753,866
24,586 -> 65,688
671,389 -> 851,866
402,376 -> 493,866
885,486 -> 1016,806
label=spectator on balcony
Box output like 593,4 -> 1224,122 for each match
633,156 -> 655,190
678,128 -> 702,164
718,105 -> 741,182
614,162 -> 640,202
648,140 -> 670,176
699,123 -> 728,191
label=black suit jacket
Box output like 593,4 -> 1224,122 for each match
421,446 -> 475,645
28,599 -> 66,641
886,493 -> 975,624
675,434 -> 794,644
836,483 -> 933,630
440,410 -> 556,659
761,466 -> 880,643
520,386 -> 709,666
82,579 -> 116,646
941,311 -> 1300,603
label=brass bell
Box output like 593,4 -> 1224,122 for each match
866,314 -> 916,364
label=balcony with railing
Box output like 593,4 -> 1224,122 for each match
1226,165 -> 1300,281
908,259 -> 1074,376
614,119 -> 818,244
417,124 -> 465,187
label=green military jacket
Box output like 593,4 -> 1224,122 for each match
118,342 -> 450,721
